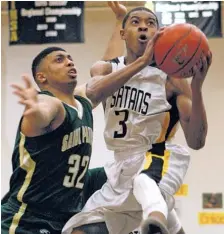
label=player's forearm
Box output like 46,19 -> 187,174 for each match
23,102 -> 57,129
186,89 -> 208,150
102,20 -> 125,61
86,57 -> 146,105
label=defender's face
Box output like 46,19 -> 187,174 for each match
121,11 -> 158,56
41,51 -> 77,86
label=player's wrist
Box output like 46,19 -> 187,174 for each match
136,57 -> 148,69
115,19 -> 123,28
116,15 -> 125,22
191,83 -> 203,96
191,77 -> 204,92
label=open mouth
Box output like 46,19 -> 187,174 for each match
138,34 -> 148,43
68,68 -> 77,77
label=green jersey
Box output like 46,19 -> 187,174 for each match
7,91 -> 93,218
83,167 -> 107,203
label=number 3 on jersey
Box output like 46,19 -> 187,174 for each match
113,110 -> 129,138
63,154 -> 89,189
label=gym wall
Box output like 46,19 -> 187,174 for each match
1,6 -> 224,234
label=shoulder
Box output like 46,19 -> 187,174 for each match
90,58 -> 120,77
75,94 -> 93,111
166,76 -> 192,99
38,91 -> 62,102
74,84 -> 93,108
37,93 -> 63,109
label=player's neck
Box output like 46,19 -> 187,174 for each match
124,50 -> 142,65
44,85 -> 77,107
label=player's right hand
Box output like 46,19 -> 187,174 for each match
11,75 -> 39,116
108,1 -> 127,21
191,51 -> 212,90
141,28 -> 165,65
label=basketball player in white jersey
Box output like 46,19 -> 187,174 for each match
63,5 -> 212,234
97,4 -> 188,233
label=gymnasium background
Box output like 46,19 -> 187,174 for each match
1,1 -> 224,234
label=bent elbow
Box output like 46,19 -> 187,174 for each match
189,144 -> 204,150
187,140 -> 206,150
187,137 -> 206,150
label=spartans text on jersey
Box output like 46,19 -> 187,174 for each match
110,85 -> 151,115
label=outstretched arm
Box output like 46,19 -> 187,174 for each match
102,1 -> 127,61
12,75 -> 65,136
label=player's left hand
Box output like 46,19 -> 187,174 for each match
108,1 -> 127,21
191,51 -> 212,90
11,75 -> 39,116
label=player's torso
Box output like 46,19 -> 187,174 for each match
104,57 -> 171,153
9,93 -> 93,215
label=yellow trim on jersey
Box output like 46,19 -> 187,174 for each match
17,133 -> 36,202
9,203 -> 27,234
161,150 -> 170,177
143,112 -> 171,176
167,122 -> 179,141
144,150 -> 170,177
175,184 -> 188,196
156,112 -> 170,143
143,152 -> 152,170
9,133 -> 36,234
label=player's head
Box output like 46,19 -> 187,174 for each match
32,47 -> 77,90
121,7 -> 159,57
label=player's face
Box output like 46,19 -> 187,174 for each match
42,51 -> 77,86
121,11 -> 158,56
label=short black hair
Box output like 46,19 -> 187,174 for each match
122,7 -> 159,29
31,47 -> 66,80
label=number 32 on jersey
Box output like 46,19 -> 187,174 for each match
63,154 -> 89,189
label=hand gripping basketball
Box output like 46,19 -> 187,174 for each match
142,27 -> 165,66
154,23 -> 211,79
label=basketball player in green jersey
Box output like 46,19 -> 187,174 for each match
1,7 -> 165,233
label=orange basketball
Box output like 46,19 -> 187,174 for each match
154,23 -> 210,78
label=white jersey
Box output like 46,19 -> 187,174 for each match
104,56 -> 171,154
62,58 -> 190,234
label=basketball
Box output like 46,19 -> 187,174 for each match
154,23 -> 210,78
